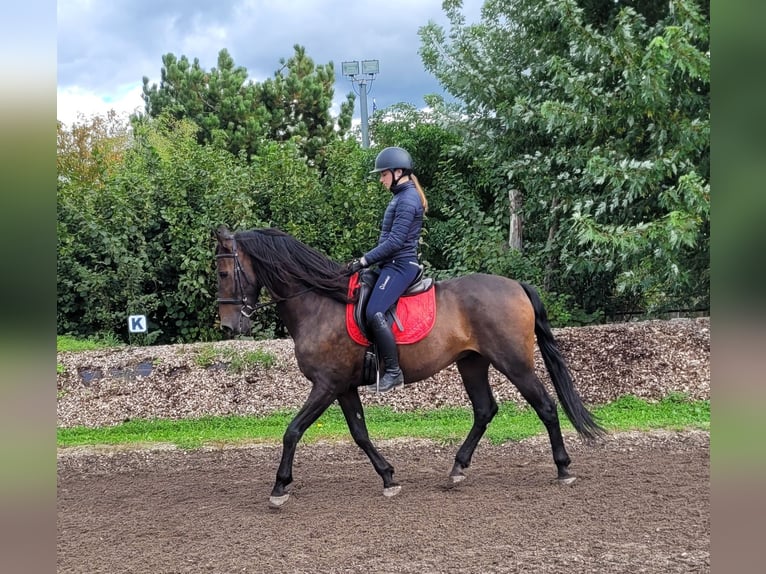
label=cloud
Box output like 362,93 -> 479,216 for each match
57,0 -> 483,125
57,85 -> 144,127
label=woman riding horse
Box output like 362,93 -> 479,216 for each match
347,146 -> 428,392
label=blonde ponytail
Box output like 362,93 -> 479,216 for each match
410,174 -> 428,213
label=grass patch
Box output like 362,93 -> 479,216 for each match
226,348 -> 276,372
193,345 -> 277,372
57,394 -> 709,450
193,345 -> 218,368
594,393 -> 710,432
57,333 -> 124,352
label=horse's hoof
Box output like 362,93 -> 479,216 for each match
383,485 -> 402,498
558,476 -> 577,486
269,494 -> 290,508
450,473 -> 466,484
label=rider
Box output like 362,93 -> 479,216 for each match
347,146 -> 428,392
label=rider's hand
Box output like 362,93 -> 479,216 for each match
346,258 -> 367,273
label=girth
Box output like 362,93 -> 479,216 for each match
352,266 -> 434,340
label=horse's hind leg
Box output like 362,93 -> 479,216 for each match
450,354 -> 498,483
337,389 -> 400,497
500,366 -> 574,483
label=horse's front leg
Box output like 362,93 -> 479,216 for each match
337,388 -> 401,498
270,384 -> 336,508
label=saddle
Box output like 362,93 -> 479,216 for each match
346,267 -> 436,346
346,267 -> 437,387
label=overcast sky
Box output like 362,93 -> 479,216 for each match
57,0 -> 483,126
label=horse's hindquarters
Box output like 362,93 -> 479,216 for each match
398,275 -> 537,380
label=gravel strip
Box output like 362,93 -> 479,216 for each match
57,317 -> 709,429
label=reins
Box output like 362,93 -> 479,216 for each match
238,285 -> 320,319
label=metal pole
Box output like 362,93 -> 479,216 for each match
359,80 -> 370,148
342,59 -> 377,148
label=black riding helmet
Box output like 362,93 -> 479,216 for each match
370,146 -> 413,174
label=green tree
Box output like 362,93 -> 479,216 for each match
57,112 -> 152,338
420,0 -> 709,317
57,112 -> 138,336
260,45 -> 355,160
141,46 -> 354,161
57,110 -> 131,190
578,0 -> 671,28
58,113 -> 260,343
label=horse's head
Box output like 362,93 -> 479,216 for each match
214,225 -> 258,336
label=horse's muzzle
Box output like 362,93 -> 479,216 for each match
219,315 -> 253,337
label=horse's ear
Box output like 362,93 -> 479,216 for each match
215,224 -> 232,240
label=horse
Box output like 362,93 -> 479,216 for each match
214,225 -> 604,507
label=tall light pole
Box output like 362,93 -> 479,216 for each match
341,59 -> 379,148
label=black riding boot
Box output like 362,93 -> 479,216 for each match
369,312 -> 404,392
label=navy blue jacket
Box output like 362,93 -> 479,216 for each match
363,180 -> 423,266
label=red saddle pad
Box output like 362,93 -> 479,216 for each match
345,273 -> 436,346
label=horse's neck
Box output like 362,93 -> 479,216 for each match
276,290 -> 340,340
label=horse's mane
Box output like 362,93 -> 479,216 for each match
235,228 -> 349,303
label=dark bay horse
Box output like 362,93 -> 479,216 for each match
214,226 -> 604,507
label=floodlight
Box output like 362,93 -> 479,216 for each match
342,61 -> 359,76
361,60 -> 379,74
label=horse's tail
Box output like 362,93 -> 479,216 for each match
519,282 -> 605,441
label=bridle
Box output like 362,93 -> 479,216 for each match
215,235 -> 327,320
215,235 -> 275,319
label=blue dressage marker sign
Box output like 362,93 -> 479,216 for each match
128,315 -> 147,333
